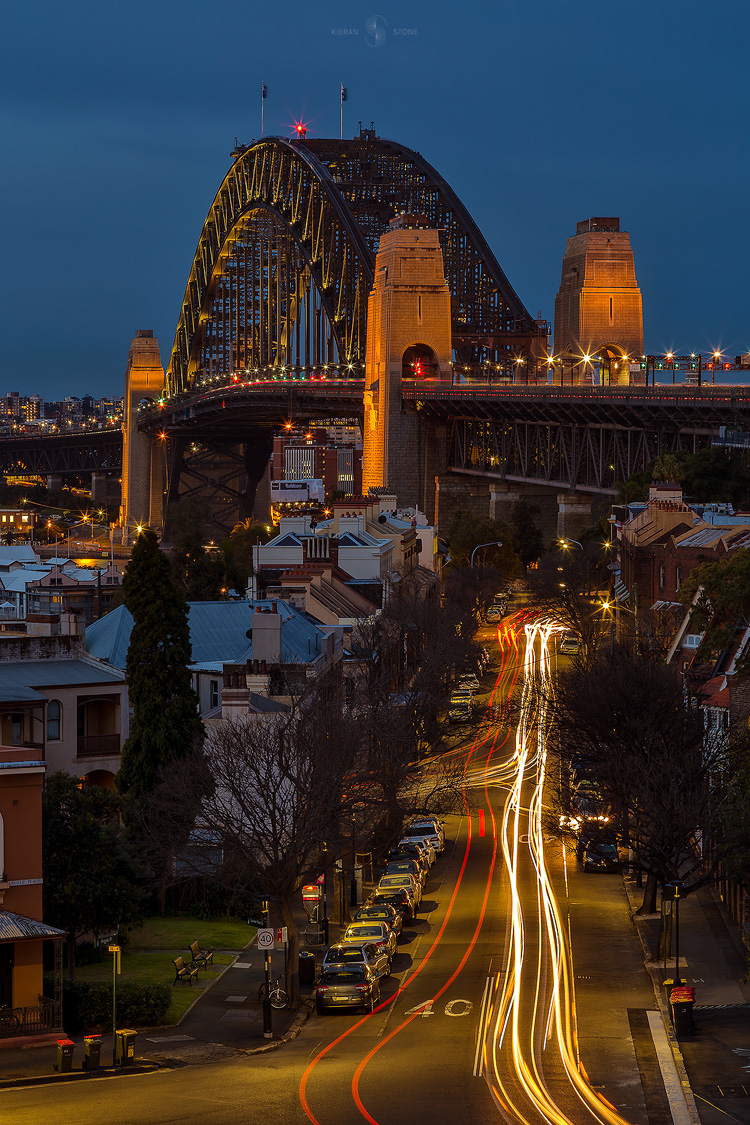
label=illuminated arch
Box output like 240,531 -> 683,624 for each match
166,134 -> 538,395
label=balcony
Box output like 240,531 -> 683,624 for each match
76,734 -> 120,758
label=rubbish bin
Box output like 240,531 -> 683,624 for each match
670,987 -> 695,1037
55,1037 -> 75,1073
83,1035 -> 102,1070
299,950 -> 316,985
115,1028 -> 137,1066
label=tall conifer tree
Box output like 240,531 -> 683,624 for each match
117,528 -> 204,801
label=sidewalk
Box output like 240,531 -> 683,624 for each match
625,876 -> 750,1125
0,901 -> 357,1088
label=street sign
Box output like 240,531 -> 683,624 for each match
257,928 -> 275,950
108,945 -> 120,953
276,927 -> 288,944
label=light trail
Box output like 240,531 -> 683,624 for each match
484,620 -> 636,1125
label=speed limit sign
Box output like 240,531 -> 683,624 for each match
257,928 -> 275,950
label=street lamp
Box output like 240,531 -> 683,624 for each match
712,350 -> 721,386
470,541 -> 503,567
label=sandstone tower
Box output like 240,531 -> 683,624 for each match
553,218 -> 643,384
120,331 -> 165,543
362,215 -> 451,515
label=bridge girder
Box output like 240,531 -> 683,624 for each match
166,135 -> 540,396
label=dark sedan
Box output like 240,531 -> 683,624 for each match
315,968 -> 381,1014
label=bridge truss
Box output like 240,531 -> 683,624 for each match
166,131 -> 542,395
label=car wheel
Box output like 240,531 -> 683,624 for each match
385,958 -> 392,977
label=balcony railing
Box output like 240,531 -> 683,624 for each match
77,734 -> 120,758
0,998 -> 61,1038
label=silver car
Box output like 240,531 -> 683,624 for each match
377,873 -> 422,907
341,920 -> 397,960
405,818 -> 445,854
323,941 -> 391,979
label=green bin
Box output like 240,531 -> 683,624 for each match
83,1034 -> 102,1070
55,1037 -> 75,1073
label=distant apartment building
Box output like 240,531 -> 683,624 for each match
272,426 -> 363,496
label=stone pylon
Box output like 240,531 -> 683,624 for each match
362,214 -> 451,515
553,217 -> 643,384
120,331 -> 165,544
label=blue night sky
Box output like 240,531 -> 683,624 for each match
1,0 -> 748,399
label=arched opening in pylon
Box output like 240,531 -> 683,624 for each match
402,344 -> 439,382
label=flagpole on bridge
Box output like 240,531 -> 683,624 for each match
340,84 -> 346,139
261,82 -> 267,138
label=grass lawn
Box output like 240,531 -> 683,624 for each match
75,915 -> 257,1026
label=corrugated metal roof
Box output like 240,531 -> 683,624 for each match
0,911 -> 65,941
87,600 -> 328,670
0,660 -> 124,694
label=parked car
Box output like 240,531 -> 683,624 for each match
386,857 -> 426,888
559,631 -> 580,655
377,873 -> 422,908
450,689 -> 473,707
459,674 -> 480,692
323,941 -> 390,979
449,704 -> 471,724
315,968 -> 381,1014
386,843 -> 429,878
366,888 -> 414,923
582,839 -> 620,873
351,903 -> 403,940
341,920 -> 397,960
404,817 -> 445,853
398,836 -> 436,866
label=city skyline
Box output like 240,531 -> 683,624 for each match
3,0 -> 749,399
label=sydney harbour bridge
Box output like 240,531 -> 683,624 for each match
3,128 -> 749,535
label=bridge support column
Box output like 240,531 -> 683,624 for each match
435,475 -> 493,537
120,330 -> 165,544
46,475 -> 63,493
362,216 -> 452,513
489,483 -> 524,524
557,492 -> 595,541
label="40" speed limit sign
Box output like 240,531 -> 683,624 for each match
257,928 -> 275,950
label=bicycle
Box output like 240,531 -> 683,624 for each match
258,974 -> 288,1009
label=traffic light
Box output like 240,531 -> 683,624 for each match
689,361 -> 698,370
656,361 -> 665,370
724,362 -> 732,370
673,362 -> 681,370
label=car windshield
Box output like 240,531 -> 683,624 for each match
373,893 -> 403,904
381,876 -> 411,885
329,946 -> 365,961
404,826 -> 431,836
346,925 -> 381,938
321,970 -> 365,984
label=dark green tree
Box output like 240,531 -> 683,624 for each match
447,510 -> 519,577
680,548 -> 750,670
42,773 -> 143,979
220,518 -> 273,593
116,528 -> 205,803
509,499 -> 545,568
165,497 -> 226,600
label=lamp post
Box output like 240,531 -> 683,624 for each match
470,541 -> 503,568
712,351 -> 721,386
558,538 -> 586,594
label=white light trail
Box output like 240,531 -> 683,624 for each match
485,620 -> 635,1125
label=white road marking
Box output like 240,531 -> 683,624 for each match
646,1010 -> 694,1125
473,976 -> 492,1077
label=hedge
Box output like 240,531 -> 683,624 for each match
44,976 -> 171,1034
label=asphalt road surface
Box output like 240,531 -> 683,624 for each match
2,615 -> 660,1125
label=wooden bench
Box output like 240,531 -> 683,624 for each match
189,941 -> 214,971
173,955 -> 199,986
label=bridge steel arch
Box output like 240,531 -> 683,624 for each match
166,133 -> 541,396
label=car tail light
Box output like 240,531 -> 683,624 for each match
317,985 -> 329,992
355,984 -> 369,993
376,941 -> 388,952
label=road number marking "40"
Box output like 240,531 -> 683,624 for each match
404,999 -> 474,1018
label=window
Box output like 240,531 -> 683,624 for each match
11,713 -> 23,746
659,564 -> 666,589
609,296 -> 613,320
47,700 -> 61,741
209,680 -> 219,709
676,565 -> 683,589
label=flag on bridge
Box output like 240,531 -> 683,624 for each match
261,83 -> 267,99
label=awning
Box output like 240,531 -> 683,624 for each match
613,581 -> 630,603
651,600 -> 682,612
0,911 -> 66,942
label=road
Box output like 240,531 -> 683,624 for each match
2,617 -> 660,1125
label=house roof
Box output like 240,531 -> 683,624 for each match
0,911 -> 66,942
87,600 -> 331,670
0,660 -> 124,700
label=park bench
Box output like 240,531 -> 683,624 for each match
189,940 -> 214,970
173,955 -> 199,986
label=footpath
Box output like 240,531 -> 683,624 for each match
625,876 -> 750,1125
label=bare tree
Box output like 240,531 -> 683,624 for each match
546,648 -> 742,955
146,684 -> 355,1002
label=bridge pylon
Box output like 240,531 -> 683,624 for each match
362,214 -> 451,518
120,330 -> 165,543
